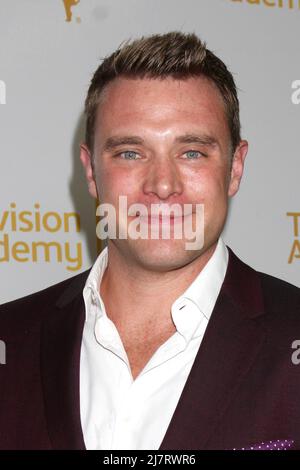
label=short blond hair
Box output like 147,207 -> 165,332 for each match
85,31 -> 241,153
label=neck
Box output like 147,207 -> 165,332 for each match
100,240 -> 218,326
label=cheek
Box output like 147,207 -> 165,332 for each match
191,171 -> 229,234
96,165 -> 138,202
186,167 -> 228,202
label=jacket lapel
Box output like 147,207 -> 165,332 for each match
40,270 -> 90,450
40,247 -> 266,450
160,248 -> 267,450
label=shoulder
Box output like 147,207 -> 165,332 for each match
225,246 -> 300,325
0,269 -> 91,331
250,271 -> 300,357
258,270 -> 300,315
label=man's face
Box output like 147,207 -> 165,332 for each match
81,76 -> 248,271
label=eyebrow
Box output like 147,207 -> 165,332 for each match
102,136 -> 144,152
175,133 -> 219,147
101,133 -> 219,152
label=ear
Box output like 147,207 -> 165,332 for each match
228,140 -> 248,198
80,144 -> 98,199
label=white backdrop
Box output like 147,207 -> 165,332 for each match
1,0 -> 299,304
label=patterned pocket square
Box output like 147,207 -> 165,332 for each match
233,439 -> 294,450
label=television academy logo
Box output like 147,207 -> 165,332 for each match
287,212 -> 300,263
62,0 -> 81,23
231,0 -> 300,10
0,202 -> 83,272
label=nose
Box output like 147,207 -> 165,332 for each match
142,156 -> 184,201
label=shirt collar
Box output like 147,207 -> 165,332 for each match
83,237 -> 228,329
83,245 -> 108,321
175,236 -> 228,320
171,237 -> 228,342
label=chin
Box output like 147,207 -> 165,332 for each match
127,238 -> 203,272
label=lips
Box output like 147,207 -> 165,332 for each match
138,213 -> 192,224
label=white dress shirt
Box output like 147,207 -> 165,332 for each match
80,237 -> 229,450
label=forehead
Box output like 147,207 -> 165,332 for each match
95,76 -> 229,143
99,75 -> 225,112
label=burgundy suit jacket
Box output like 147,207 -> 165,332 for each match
0,247 -> 300,450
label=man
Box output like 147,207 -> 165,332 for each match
0,31 -> 300,451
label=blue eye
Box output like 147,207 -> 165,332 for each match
120,151 -> 138,160
185,150 -> 202,159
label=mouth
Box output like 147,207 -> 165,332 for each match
136,213 -> 192,224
